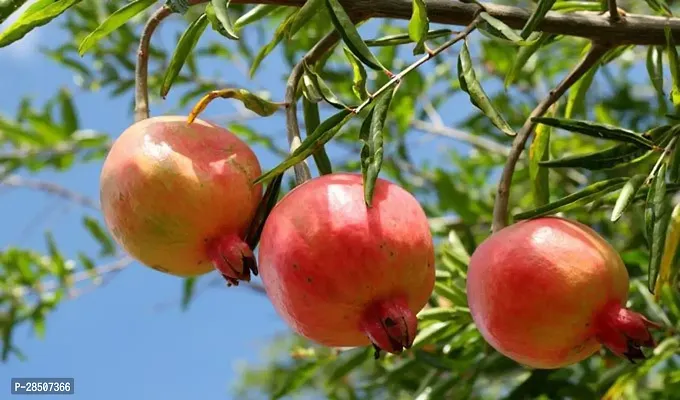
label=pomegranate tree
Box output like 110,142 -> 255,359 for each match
467,217 -> 661,369
257,173 -> 435,356
99,116 -> 262,284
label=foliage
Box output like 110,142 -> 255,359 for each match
2,0 -> 680,399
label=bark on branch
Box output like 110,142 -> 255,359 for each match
225,0 -> 680,46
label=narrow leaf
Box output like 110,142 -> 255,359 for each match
654,204 -> 680,297
408,0 -> 429,55
58,88 -> 78,134
343,47 -> 369,101
364,29 -> 451,47
0,0 -> 82,48
666,27 -> 680,109
532,117 -> 656,149
83,216 -> 116,256
210,0 -> 238,40
160,14 -> 209,98
302,97 -> 333,175
206,3 -> 237,40
647,46 -> 667,114
458,41 -> 516,137
505,33 -> 552,88
611,174 -> 647,222
363,86 -> 396,206
233,4 -> 280,30
302,61 -> 347,109
187,88 -> 280,123
181,277 -> 196,310
326,347 -> 372,385
670,141 -> 680,183
514,177 -> 629,220
254,109 -> 355,185
286,0 -> 322,38
645,0 -> 673,17
249,10 -> 297,77
325,0 -> 385,71
647,163 -> 672,292
244,173 -> 283,250
78,0 -> 156,55
479,12 -> 526,44
565,44 -> 599,118
0,0 -> 29,24
520,0 -> 558,39
529,111 -> 551,207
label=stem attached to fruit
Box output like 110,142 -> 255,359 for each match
359,296 -> 418,358
134,6 -> 173,122
491,42 -> 612,233
206,234 -> 258,286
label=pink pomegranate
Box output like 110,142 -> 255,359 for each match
467,217 -> 661,369
257,173 -> 435,355
99,116 -> 262,283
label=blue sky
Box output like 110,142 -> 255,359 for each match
0,3 -> 463,399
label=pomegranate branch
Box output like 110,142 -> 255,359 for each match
491,42 -> 612,233
134,5 -> 172,122
608,0 -> 621,22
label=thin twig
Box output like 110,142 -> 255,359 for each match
284,31 -> 342,185
608,0 -> 621,23
411,120 -> 510,156
135,6 -> 172,122
645,137 -> 678,185
491,42 -> 612,233
1,175 -> 100,210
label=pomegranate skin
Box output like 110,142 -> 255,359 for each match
258,173 -> 435,353
467,217 -> 658,369
100,116 -> 262,278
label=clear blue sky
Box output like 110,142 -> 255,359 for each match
0,5 -> 460,399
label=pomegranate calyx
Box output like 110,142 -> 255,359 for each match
594,301 -> 663,363
360,296 -> 417,357
207,234 -> 257,286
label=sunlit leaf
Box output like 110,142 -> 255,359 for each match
160,13 -> 209,98
408,0 -> 429,55
611,174 -> 647,222
325,0 -> 385,71
646,163 -> 672,293
520,0 -> 558,39
343,47 -> 369,101
0,0 -> 82,48
187,88 -> 281,123
361,86 -> 395,206
532,117 -> 656,149
210,0 -> 238,40
529,107 -> 552,207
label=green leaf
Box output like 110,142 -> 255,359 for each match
249,9 -> 297,77
434,281 -> 467,307
206,3 -> 236,39
361,86 -> 396,206
565,44 -> 599,118
325,0 -> 385,71
514,177 -> 629,220
0,0 -> 81,48
45,232 -> 67,279
302,61 -> 347,109
540,125 -> 673,170
478,12 -> 526,45
647,46 -> 667,114
210,0 -> 238,40
181,277 -> 196,311
520,0 -> 558,39
364,29 -> 451,47
326,347 -> 372,386
286,0 -> 322,38
670,141 -> 680,183
77,252 -> 98,280
645,0 -> 672,16
233,4 -> 279,30
531,117 -> 656,149
0,0 -> 29,25
646,163 -> 672,293
410,321 -> 454,349
417,306 -> 470,322
83,216 -> 116,256
529,109 -> 551,207
655,204 -> 680,296
272,362 -> 322,400
302,97 -> 333,175
505,33 -> 552,88
611,174 -> 647,222
666,27 -> 680,109
188,88 -> 280,123
343,47 -> 369,101
254,109 -> 355,185
244,173 -> 283,250
160,14 -> 209,98
58,88 -> 78,134
408,0 -> 429,55
457,41 -> 516,137
78,0 -> 156,55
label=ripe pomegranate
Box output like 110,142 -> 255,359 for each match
467,217 -> 661,369
99,116 -> 262,283
257,173 -> 435,356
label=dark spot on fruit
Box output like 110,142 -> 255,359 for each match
306,277 -> 312,283
389,251 -> 394,257
293,263 -> 299,270
384,317 -> 396,327
152,265 -> 169,273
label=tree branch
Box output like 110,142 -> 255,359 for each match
219,0 -> 680,45
608,0 -> 621,23
491,42 -> 612,233
1,175 -> 100,211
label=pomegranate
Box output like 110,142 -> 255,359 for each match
99,116 -> 262,283
257,173 -> 435,356
467,217 -> 661,369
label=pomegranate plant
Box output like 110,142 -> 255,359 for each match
99,116 -> 262,284
467,217 -> 662,369
257,173 -> 436,356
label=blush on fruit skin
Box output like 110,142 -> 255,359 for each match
257,173 -> 435,356
99,116 -> 262,282
467,217 -> 661,369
